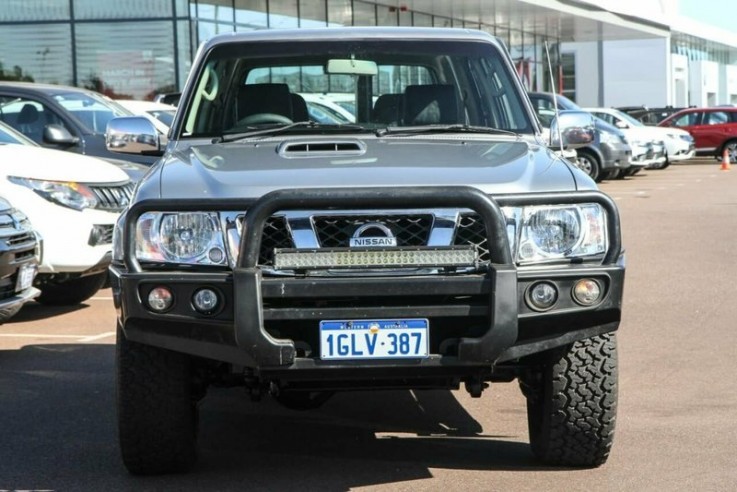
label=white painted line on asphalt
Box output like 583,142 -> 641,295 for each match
0,334 -> 81,338
89,296 -> 114,300
79,331 -> 116,342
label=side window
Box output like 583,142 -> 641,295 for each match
672,112 -> 696,127
706,111 -> 728,125
0,96 -> 72,144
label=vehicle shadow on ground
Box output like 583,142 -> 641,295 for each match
0,344 -> 553,491
7,300 -> 88,323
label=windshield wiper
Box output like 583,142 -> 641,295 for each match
219,121 -> 369,142
375,124 -> 519,137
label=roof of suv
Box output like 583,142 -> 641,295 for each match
199,27 -> 502,51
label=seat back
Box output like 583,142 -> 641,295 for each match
237,83 -> 293,121
290,94 -> 309,122
372,94 -> 402,125
402,84 -> 459,125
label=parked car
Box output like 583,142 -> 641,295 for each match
528,92 -> 631,181
0,82 -> 153,179
0,196 -> 40,322
658,107 -> 737,163
617,106 -> 690,126
107,27 -> 624,474
585,107 -> 668,172
586,107 -> 694,168
115,99 -> 177,135
0,121 -> 134,305
299,93 -> 356,124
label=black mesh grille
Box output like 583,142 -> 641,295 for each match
7,232 -> 35,247
89,182 -> 135,211
453,213 -> 490,263
314,215 -> 433,248
259,216 -> 293,266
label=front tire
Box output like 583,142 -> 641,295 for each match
520,333 -> 618,467
576,150 -> 602,182
117,326 -> 199,474
36,271 -> 107,306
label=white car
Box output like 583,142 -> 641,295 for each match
299,93 -> 356,124
115,99 -> 177,135
586,107 -> 695,168
0,121 -> 134,305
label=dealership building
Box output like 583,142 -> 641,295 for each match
1,0 -> 736,107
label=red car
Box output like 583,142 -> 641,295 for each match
658,107 -> 737,162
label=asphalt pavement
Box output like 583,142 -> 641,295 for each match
1,159 -> 736,491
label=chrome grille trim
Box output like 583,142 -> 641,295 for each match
89,181 -> 135,211
221,209 -> 489,271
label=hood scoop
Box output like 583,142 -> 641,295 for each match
278,139 -> 366,158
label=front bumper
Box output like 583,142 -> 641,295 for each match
112,187 -> 624,379
600,141 -> 632,170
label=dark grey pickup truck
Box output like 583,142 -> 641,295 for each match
106,27 -> 624,474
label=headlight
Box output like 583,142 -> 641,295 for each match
133,212 -> 227,265
8,176 -> 98,211
504,204 -> 608,265
599,131 -> 620,145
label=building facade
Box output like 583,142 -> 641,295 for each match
1,0 -> 735,107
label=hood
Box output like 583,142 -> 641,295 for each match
146,135 -> 591,200
0,143 -> 130,183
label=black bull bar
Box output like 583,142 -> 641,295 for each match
123,186 -> 622,368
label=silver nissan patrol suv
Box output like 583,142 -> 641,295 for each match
107,27 -> 625,474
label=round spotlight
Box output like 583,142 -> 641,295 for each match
526,282 -> 558,311
192,288 -> 220,314
147,286 -> 173,312
208,247 -> 225,264
572,279 -> 602,306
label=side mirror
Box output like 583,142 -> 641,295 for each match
43,124 -> 79,146
106,116 -> 161,155
549,110 -> 595,149
615,120 -> 628,129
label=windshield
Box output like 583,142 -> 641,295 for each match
0,121 -> 37,146
54,92 -> 131,134
180,39 -> 533,138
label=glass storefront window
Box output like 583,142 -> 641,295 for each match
177,20 -> 193,90
327,0 -> 351,26
300,0 -> 327,27
73,0 -> 172,20
353,1 -> 376,26
196,0 -> 235,22
75,21 -> 176,100
413,12 -> 432,27
269,0 -> 299,29
0,0 -> 69,21
235,0 -> 268,30
376,4 -> 398,26
0,24 -> 73,85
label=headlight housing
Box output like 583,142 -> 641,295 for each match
503,204 -> 607,265
8,176 -> 98,211
131,211 -> 227,265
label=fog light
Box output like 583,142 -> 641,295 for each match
147,286 -> 173,312
573,279 -> 602,306
193,288 -> 219,314
526,282 -> 558,311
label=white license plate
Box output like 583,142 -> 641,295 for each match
320,318 -> 429,360
15,263 -> 37,292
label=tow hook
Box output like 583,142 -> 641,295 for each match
465,378 -> 488,398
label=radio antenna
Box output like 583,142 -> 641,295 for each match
544,40 -> 564,154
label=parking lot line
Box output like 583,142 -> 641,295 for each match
79,331 -> 116,342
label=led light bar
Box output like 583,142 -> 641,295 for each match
273,246 -> 478,270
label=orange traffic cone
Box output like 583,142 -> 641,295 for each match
721,149 -> 732,171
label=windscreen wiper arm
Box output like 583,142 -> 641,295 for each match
375,124 -> 519,137
220,121 -> 369,142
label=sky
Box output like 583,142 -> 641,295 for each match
677,0 -> 736,31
